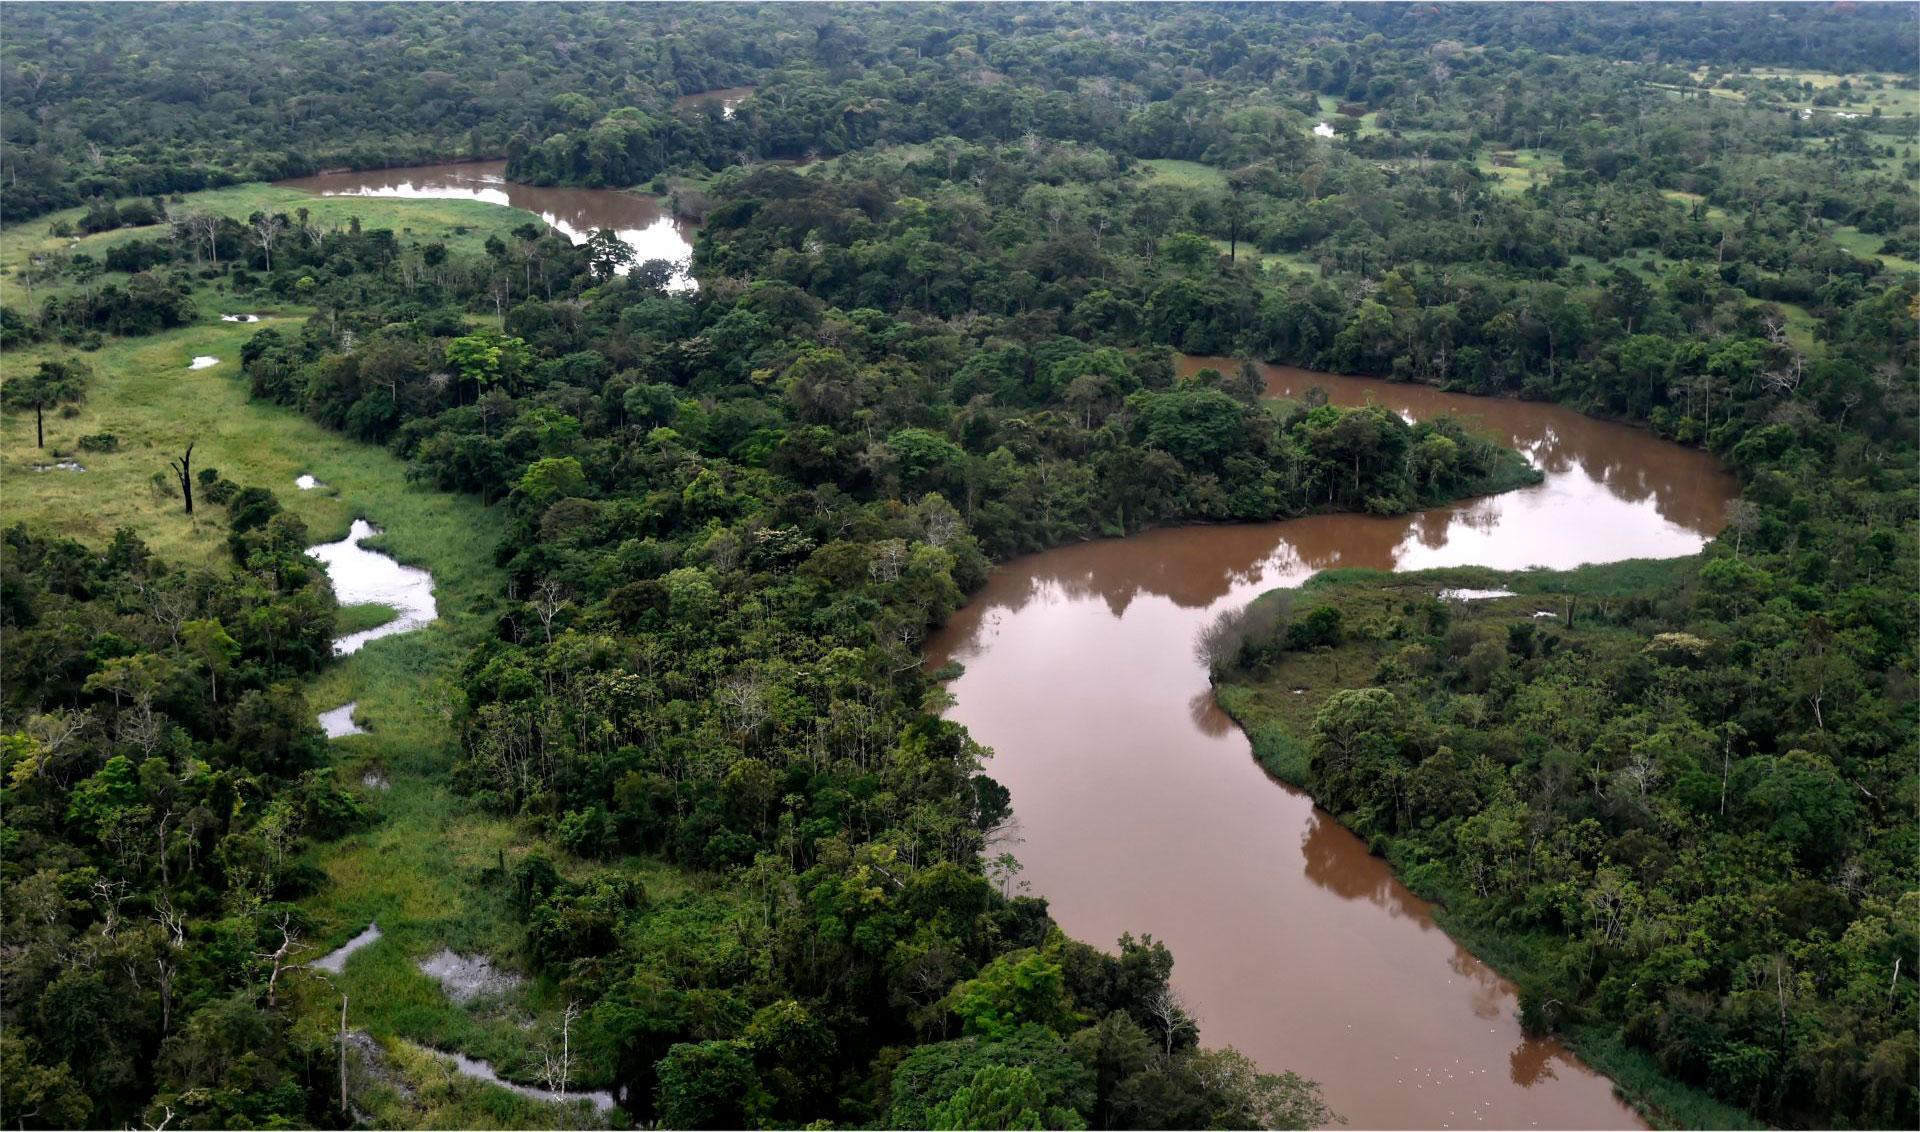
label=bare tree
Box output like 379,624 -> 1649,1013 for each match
1144,986 -> 1194,1059
338,994 -> 351,1114
533,1000 -> 582,1099
1620,749 -> 1662,802
1759,349 -> 1806,396
91,876 -> 130,938
189,213 -> 220,269
154,948 -> 180,1034
531,579 -> 570,645
1837,388 -> 1862,426
987,851 -> 1024,897
868,538 -> 909,582
1723,498 -> 1760,557
20,710 -> 83,780
885,620 -> 924,673
257,913 -> 308,1007
718,672 -> 770,739
251,212 -> 287,272
168,442 -> 195,515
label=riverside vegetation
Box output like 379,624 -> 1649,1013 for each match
2,4 -> 1916,1130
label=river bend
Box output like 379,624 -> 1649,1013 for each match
925,359 -> 1735,1129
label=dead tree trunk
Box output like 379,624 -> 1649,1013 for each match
339,994 -> 350,1113
168,442 -> 195,515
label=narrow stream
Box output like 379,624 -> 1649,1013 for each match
925,359 -> 1736,1129
302,518 -> 616,1114
311,922 -> 382,974
306,519 -> 438,656
435,1051 -> 618,1114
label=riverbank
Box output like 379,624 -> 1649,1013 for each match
1212,561 -> 1759,1130
926,353 -> 1736,1128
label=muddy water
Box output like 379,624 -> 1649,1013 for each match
278,161 -> 698,290
925,359 -> 1735,1130
676,85 -> 754,119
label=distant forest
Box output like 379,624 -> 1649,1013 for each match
2,2 -> 1916,220
1,4 -> 1914,1131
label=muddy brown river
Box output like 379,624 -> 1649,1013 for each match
272,149 -> 1734,1122
926,359 -> 1736,1129
279,160 -> 699,289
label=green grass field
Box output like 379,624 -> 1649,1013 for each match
1314,94 -> 1384,138
0,184 -> 683,1120
338,601 -> 403,637
1478,148 -> 1563,193
2,186 -> 540,308
1658,189 -> 1732,224
1208,238 -> 1319,275
1140,158 -> 1231,189
1826,221 -> 1920,277
1660,67 -> 1920,120
1739,68 -> 1920,116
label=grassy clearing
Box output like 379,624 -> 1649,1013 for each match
1739,69 -> 1920,116
350,1037 -> 608,1130
0,318 -> 485,597
1661,68 -> 1920,119
1774,302 -> 1822,353
1208,238 -> 1318,275
1658,190 -> 1730,223
1212,559 -> 1697,759
1478,147 -> 1562,192
0,260 -> 677,1117
1313,94 -> 1384,138
1825,222 -> 1920,276
1,186 -> 539,308
1567,249 -> 1687,279
1140,158 -> 1230,189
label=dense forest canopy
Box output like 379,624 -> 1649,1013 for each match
3,1 -> 1916,220
0,3 -> 1915,1131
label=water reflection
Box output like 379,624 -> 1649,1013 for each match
1512,1039 -> 1563,1088
675,85 -> 755,119
1298,810 -> 1423,915
925,362 -> 1731,1129
278,161 -> 699,291
1197,356 -> 1730,534
1187,687 -> 1234,738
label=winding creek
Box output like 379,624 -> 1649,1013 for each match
307,519 -> 439,656
276,166 -> 1739,1125
300,519 -> 621,1113
925,359 -> 1736,1130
